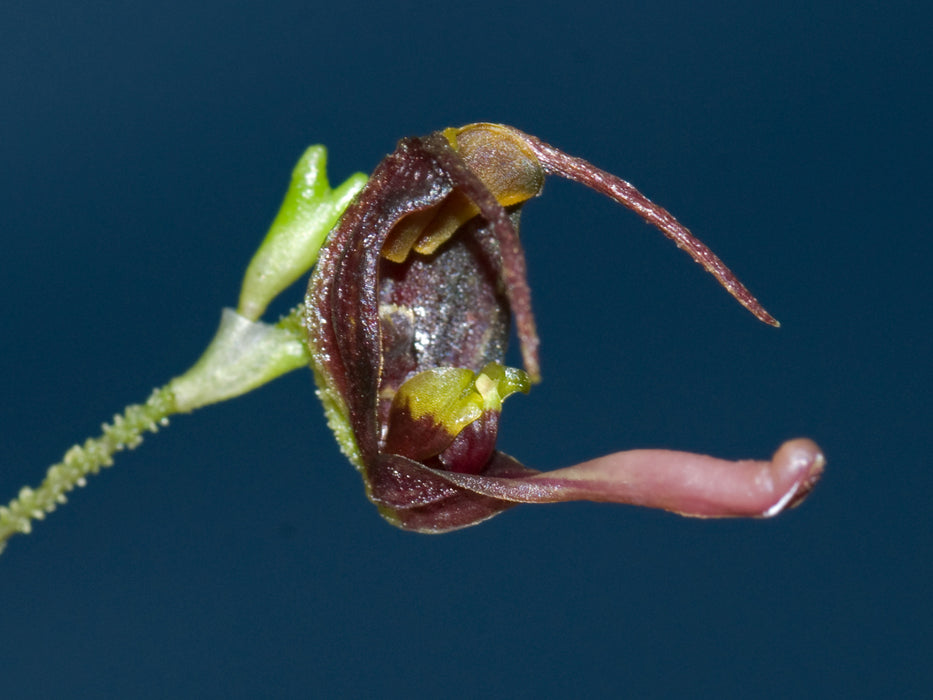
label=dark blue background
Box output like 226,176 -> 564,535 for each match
2,1 -> 929,697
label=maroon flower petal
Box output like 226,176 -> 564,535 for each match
368,452 -> 535,532
424,438 -> 825,519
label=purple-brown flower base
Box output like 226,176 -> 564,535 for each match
368,438 -> 824,533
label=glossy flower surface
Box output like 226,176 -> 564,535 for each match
305,124 -> 823,532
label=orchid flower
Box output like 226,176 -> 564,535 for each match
0,124 -> 822,552
305,123 -> 823,532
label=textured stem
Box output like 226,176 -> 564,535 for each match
0,306 -> 310,554
0,305 -> 311,554
0,387 -> 177,553
0,145 -> 361,555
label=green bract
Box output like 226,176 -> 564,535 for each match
239,146 -> 367,321
0,146 -> 366,553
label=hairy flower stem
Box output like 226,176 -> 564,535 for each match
0,387 -> 176,553
0,306 -> 310,554
0,145 -> 365,555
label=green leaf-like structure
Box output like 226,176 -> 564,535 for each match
0,147 -> 366,553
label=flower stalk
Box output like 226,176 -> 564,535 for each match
0,147 -> 367,554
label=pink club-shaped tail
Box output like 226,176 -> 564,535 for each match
438,438 -> 824,517
372,439 -> 825,532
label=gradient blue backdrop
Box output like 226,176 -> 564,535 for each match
2,1 -> 929,697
